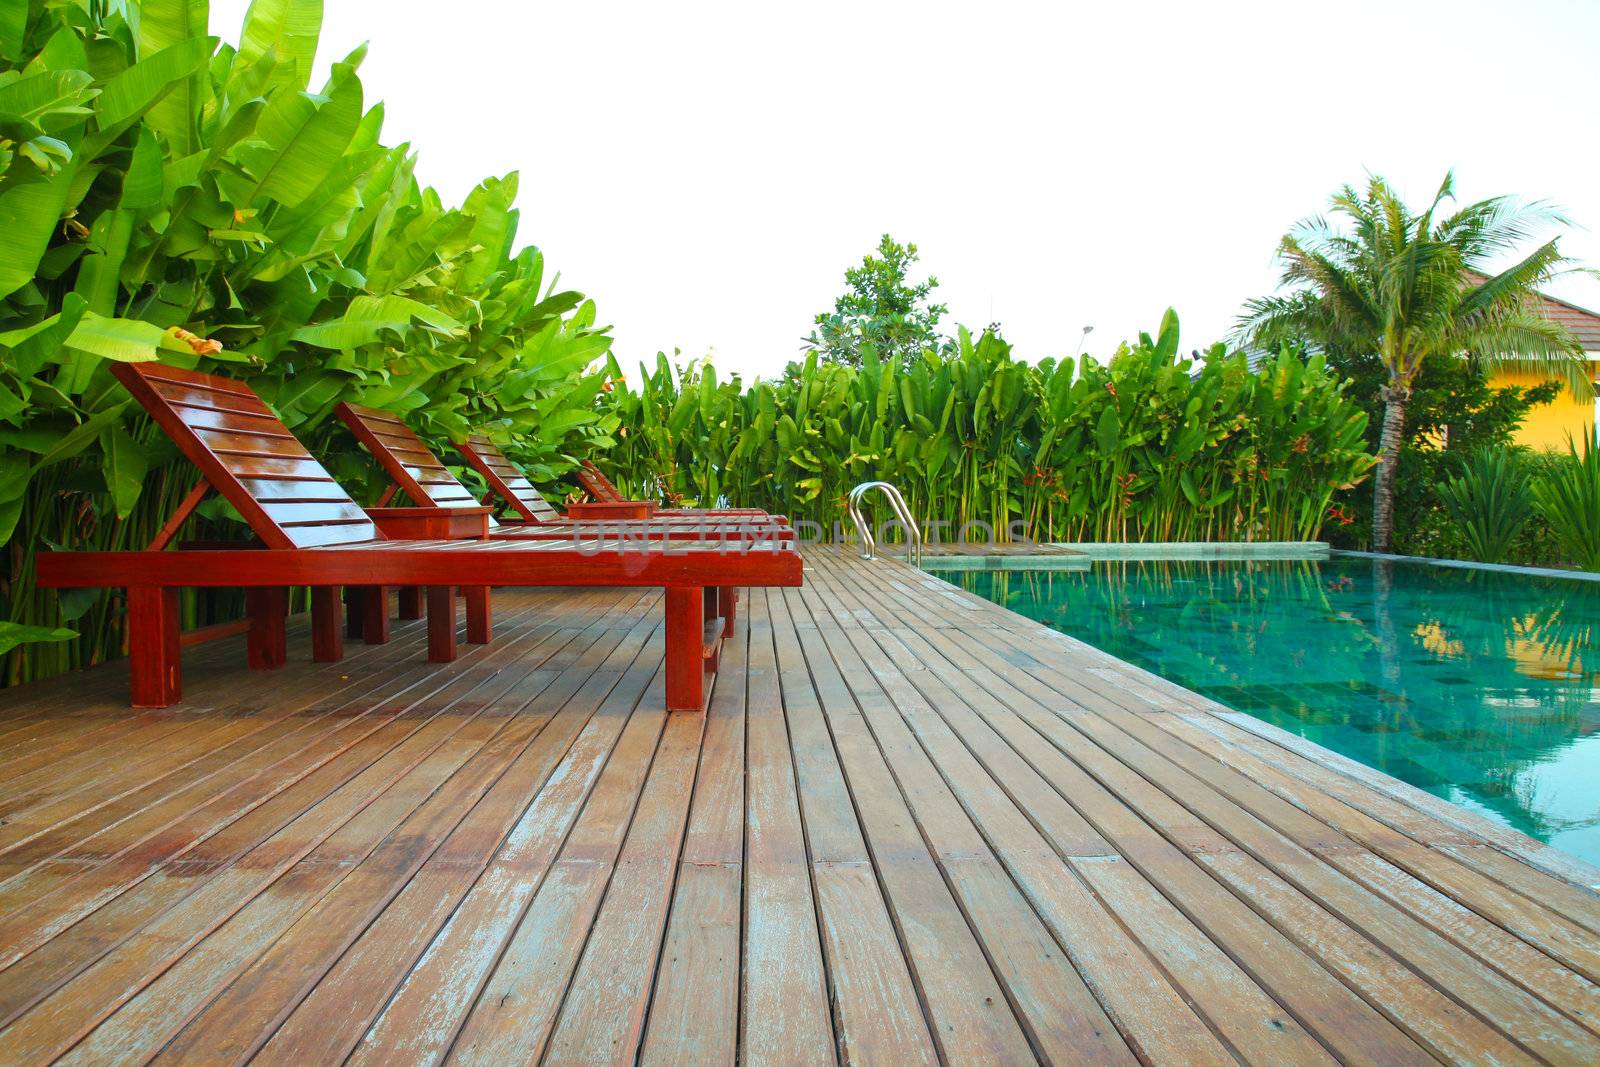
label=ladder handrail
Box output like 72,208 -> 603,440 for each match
847,481 -> 922,565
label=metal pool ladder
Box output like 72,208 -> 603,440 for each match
847,481 -> 922,565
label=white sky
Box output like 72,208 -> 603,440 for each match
212,0 -> 1600,380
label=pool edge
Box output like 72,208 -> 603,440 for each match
916,560 -> 1600,890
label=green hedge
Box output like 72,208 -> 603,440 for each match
0,1 -> 614,683
593,312 -> 1376,545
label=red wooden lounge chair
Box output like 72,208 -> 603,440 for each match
334,403 -> 790,540
573,458 -> 769,518
35,363 -> 801,711
335,403 -> 792,635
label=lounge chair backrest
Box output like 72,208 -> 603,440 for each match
334,402 -> 489,521
576,459 -> 624,502
111,362 -> 380,550
456,435 -> 564,523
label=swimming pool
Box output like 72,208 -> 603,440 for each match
940,556 -> 1600,866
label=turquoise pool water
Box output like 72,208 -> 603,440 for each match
942,557 -> 1600,866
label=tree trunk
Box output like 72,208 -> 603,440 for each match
1371,384 -> 1410,553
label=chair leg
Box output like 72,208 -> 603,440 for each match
427,586 -> 457,662
702,587 -> 720,640
311,587 -> 344,662
398,586 -> 423,620
128,587 -> 182,708
717,586 -> 737,638
665,587 -> 705,712
363,585 -> 391,645
464,586 -> 491,644
246,588 -> 287,669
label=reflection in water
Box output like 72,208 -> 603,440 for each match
943,558 -> 1600,866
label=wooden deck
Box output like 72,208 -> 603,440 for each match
1,549 -> 1598,1065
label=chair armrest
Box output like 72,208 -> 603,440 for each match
565,500 -> 657,521
366,506 -> 490,540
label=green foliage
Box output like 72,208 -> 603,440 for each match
1323,348 -> 1558,552
1435,449 -> 1534,564
0,0 -> 614,685
1331,348 -> 1562,452
1239,170 -> 1591,551
804,234 -> 949,369
1531,429 -> 1600,572
598,311 -> 1376,544
0,621 -> 75,656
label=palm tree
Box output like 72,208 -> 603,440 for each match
1238,172 -> 1591,552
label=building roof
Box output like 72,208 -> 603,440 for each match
1535,291 -> 1600,351
1465,272 -> 1600,352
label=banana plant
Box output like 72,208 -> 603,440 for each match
590,310 -> 1375,552
1,0 -> 616,684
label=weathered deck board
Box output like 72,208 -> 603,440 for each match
0,553 -> 1595,1065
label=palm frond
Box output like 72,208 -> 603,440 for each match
1245,170 -> 1588,396
1463,241 -> 1566,308
1460,309 -> 1594,396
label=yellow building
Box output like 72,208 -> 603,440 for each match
1486,288 -> 1600,450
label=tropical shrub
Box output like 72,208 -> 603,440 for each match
0,0 -> 614,684
1435,449 -> 1535,564
1531,429 -> 1600,572
1321,347 -> 1559,554
595,311 -> 1376,544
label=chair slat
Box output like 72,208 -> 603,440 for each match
172,406 -> 296,436
193,428 -> 314,457
110,363 -> 382,550
238,477 -> 354,501
223,456 -> 346,481
335,402 -> 489,514
457,434 -> 565,522
281,520 -> 381,548
259,500 -> 371,524
147,382 -> 276,418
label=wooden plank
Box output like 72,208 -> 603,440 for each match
874,580 -> 1600,1030
4,553 -> 1597,1063
770,585 -> 1040,1062
0,596 -> 546,937
347,622 -> 666,1064
1209,707 -> 1600,892
0,599 -> 573,1046
640,617 -> 748,1065
1090,681 -> 1600,992
0,597 -> 553,873
152,610 -> 662,1063
0,661 -> 442,979
1143,701 -> 1600,932
805,577 -> 1307,1064
0,690 -> 501,1062
761,588 -> 938,1065
816,554 -> 1579,1064
419,689 -> 669,1063
793,579 -> 1203,1064
539,704 -> 707,1062
106,690 -> 552,1062
255,614 -> 661,1065
0,604 -> 420,783
960,622 -> 1600,1039
802,555 -> 1438,1065
735,591 -> 835,1064
64,703 -> 518,1062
